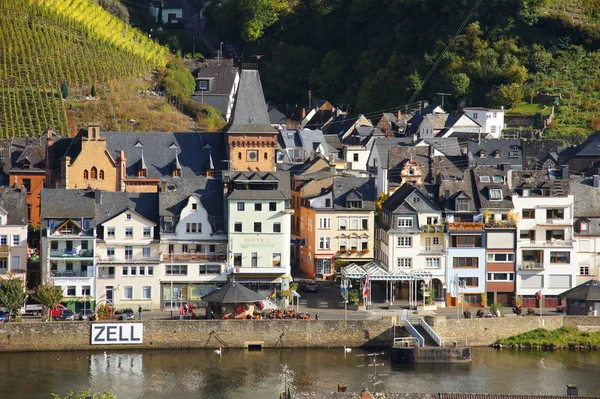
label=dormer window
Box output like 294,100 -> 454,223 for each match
173,168 -> 181,177
489,189 -> 502,201
580,220 -> 590,231
479,151 -> 486,158
456,198 -> 470,211
346,200 -> 362,209
206,169 -> 214,177
138,169 -> 147,177
409,168 -> 415,175
196,79 -> 209,91
494,150 -> 502,158
521,188 -> 531,197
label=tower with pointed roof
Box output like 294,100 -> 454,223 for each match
226,68 -> 278,172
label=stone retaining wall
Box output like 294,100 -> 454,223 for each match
0,318 -> 395,352
426,316 -> 564,346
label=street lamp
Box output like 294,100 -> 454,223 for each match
341,278 -> 352,327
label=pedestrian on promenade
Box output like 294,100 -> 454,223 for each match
138,305 -> 142,320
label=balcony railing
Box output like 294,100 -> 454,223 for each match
50,270 -> 92,278
447,222 -> 484,231
420,245 -> 445,254
50,250 -> 94,258
231,266 -> 288,274
519,239 -> 573,248
420,224 -> 446,233
97,274 -> 115,279
97,255 -> 161,263
0,245 -> 9,253
164,253 -> 227,262
536,218 -> 573,226
518,262 -> 544,271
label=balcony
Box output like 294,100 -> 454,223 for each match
98,255 -> 161,264
419,245 -> 445,254
49,249 -> 94,259
97,273 -> 115,279
231,266 -> 288,274
420,224 -> 446,233
519,239 -> 574,248
50,270 -> 92,278
164,253 -> 227,262
536,218 -> 573,226
0,245 -> 9,253
518,262 -> 545,271
447,222 -> 484,231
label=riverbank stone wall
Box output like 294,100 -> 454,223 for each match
426,316 -> 564,346
0,318 -> 395,352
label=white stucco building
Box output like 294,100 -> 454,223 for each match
0,188 -> 28,284
463,107 -> 504,139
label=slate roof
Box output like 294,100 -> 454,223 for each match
0,188 -> 27,225
521,140 -> 560,170
159,177 -> 224,232
225,171 -> 291,200
40,189 -> 96,219
472,169 -> 513,210
279,129 -> 331,159
406,103 -> 445,135
268,105 -> 287,125
227,69 -> 276,134
387,146 -> 432,185
568,130 -> 600,157
227,190 -> 287,200
509,170 -> 570,197
382,183 -> 440,214
440,394 -> 600,399
332,176 -> 375,210
201,281 -> 266,303
420,137 -> 461,157
467,139 -> 523,169
439,172 -> 476,213
93,191 -> 159,226
191,59 -> 238,96
100,132 -> 226,178
559,279 -> 600,301
570,176 -> 600,218
372,137 -> 413,168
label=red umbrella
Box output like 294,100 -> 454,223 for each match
180,303 -> 185,316
188,302 -> 194,317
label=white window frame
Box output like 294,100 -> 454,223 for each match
349,217 -> 358,230
107,227 -> 115,238
425,258 -> 441,269
338,217 -> 347,230
143,227 -> 151,238
142,247 -> 151,258
486,253 -> 515,262
397,217 -> 413,227
486,272 -> 515,282
397,236 -> 412,247
397,258 -> 412,268
12,235 -> 20,246
319,237 -> 331,249
579,264 -> 590,276
123,286 -> 133,300
319,218 -> 331,229
141,286 -> 152,299
125,227 -> 133,238
122,266 -> 128,276
489,189 -> 503,200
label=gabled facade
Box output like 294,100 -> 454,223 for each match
95,192 -> 161,310
376,184 -> 446,302
0,187 -> 28,283
159,178 -> 227,310
510,170 -> 575,309
225,171 -> 292,295
463,107 -> 505,139
40,189 -> 97,310
189,58 -> 240,122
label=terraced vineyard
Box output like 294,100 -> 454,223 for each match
0,0 -> 170,138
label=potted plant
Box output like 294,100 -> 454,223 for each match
348,289 -> 360,309
339,248 -> 347,254
350,249 -> 358,254
361,248 -> 370,254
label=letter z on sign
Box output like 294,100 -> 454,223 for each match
91,323 -> 143,345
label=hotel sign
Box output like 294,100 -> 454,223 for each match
90,323 -> 143,345
240,237 -> 273,247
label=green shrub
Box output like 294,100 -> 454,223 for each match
490,303 -> 503,316
348,289 -> 360,305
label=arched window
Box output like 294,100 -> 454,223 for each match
264,152 -> 268,160
238,152 -> 242,160
99,170 -> 104,180
83,169 -> 89,179
90,166 -> 98,179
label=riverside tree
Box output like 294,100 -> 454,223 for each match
0,274 -> 27,320
33,282 -> 64,321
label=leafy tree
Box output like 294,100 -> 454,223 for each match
450,73 -> 471,97
238,0 -> 297,42
405,70 -> 422,93
312,51 -> 347,102
0,274 -> 27,320
60,82 -> 69,99
494,83 -> 525,108
33,282 -> 64,321
51,389 -> 116,399
506,64 -> 529,85
162,60 -> 195,99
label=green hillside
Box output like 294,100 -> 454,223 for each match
0,0 -> 170,138
210,0 -> 600,142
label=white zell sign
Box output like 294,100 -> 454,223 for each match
90,323 -> 143,345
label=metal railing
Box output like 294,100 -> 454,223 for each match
518,262 -> 544,270
536,218 -> 573,225
402,319 -> 424,347
419,318 -> 443,347
519,239 -> 573,248
420,245 -> 445,254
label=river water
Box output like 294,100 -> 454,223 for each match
7,348 -> 600,398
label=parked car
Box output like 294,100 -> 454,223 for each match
0,310 -> 9,323
120,308 -> 135,320
50,304 -> 68,319
60,309 -> 75,321
303,281 -> 318,293
79,309 -> 94,321
20,301 -> 43,316
556,304 -> 567,313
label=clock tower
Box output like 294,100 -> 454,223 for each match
226,67 -> 278,172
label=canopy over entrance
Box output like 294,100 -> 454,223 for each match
341,262 -> 432,281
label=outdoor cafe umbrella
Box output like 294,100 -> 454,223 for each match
200,281 -> 265,304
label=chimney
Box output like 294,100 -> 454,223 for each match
397,110 -> 402,120
118,150 -> 127,192
561,165 -> 569,180
161,180 -> 167,192
593,175 -> 600,188
300,107 -> 306,120
61,156 -> 70,188
412,134 -> 417,143
567,385 -> 578,396
360,388 -> 372,399
94,189 -> 102,205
